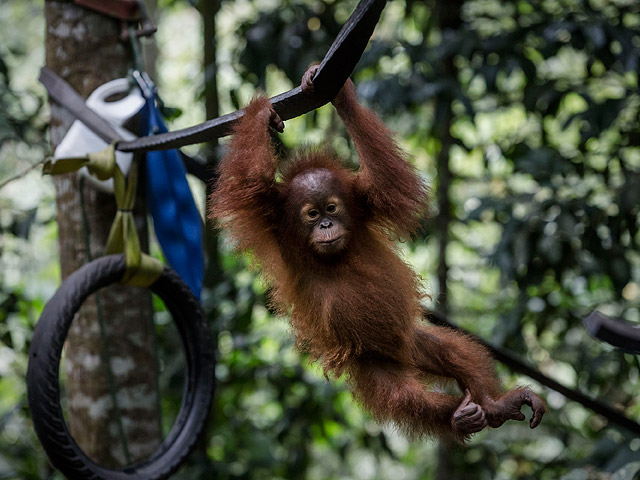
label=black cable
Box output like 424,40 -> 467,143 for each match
425,309 -> 640,436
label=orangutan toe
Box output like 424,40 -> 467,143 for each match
485,387 -> 546,429
525,391 -> 546,428
301,65 -> 319,94
452,390 -> 488,435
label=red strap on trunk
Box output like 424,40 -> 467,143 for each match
74,0 -> 140,21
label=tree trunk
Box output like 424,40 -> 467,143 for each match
44,0 -> 161,467
433,1 -> 465,479
435,102 -> 453,318
201,0 -> 223,286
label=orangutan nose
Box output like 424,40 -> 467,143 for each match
320,219 -> 333,229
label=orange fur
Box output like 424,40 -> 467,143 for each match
209,84 -> 544,440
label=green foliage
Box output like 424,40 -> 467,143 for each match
0,3 -> 59,479
2,0 -> 640,479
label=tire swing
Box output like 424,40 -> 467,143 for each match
26,149 -> 215,480
27,255 -> 214,480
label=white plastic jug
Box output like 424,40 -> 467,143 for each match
53,78 -> 144,193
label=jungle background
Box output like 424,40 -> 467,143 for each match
1,0 -> 640,478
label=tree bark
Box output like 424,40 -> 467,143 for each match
44,0 -> 161,467
432,1 -> 465,479
201,0 -> 224,286
435,104 -> 453,318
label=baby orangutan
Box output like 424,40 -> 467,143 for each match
210,65 -> 545,441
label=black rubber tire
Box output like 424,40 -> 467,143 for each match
27,254 -> 215,480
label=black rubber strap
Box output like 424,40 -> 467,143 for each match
584,311 -> 640,354
120,0 -> 385,152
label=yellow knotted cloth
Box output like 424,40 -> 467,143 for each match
45,143 -> 163,286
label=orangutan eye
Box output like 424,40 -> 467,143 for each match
308,209 -> 319,219
326,204 -> 337,213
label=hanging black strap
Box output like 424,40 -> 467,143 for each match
116,0 -> 386,153
584,311 -> 640,354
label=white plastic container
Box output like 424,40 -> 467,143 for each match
53,78 -> 144,193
